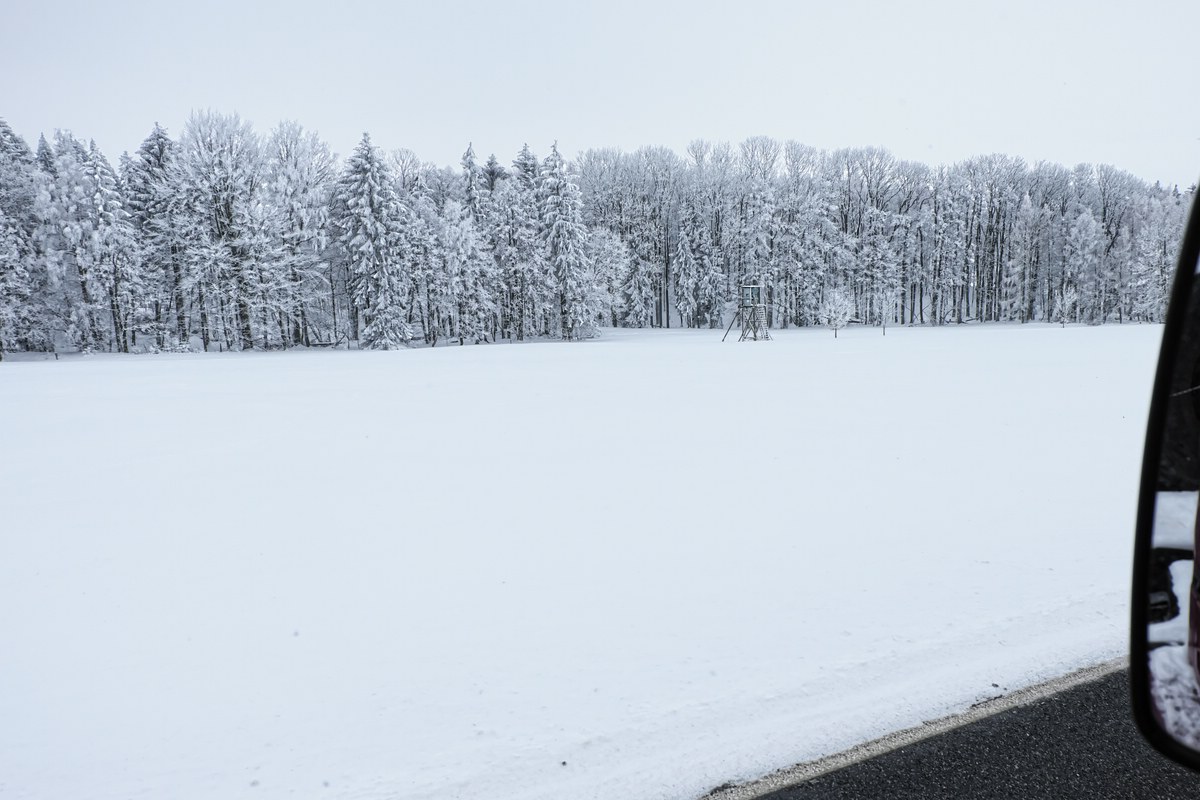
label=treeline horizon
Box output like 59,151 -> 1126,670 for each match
0,112 -> 1190,357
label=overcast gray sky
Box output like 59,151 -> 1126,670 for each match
3,0 -> 1198,186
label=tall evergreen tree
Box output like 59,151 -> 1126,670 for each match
539,144 -> 594,340
440,200 -> 496,344
488,171 -> 547,341
83,141 -> 142,352
34,134 -> 55,176
513,144 -> 539,191
482,153 -> 508,191
125,124 -> 189,347
461,143 -> 483,220
37,132 -> 111,351
332,133 -> 411,348
620,255 -> 657,328
0,119 -> 50,351
0,209 -> 32,358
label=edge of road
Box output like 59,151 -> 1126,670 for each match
701,657 -> 1128,800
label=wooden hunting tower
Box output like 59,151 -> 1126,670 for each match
723,283 -> 771,342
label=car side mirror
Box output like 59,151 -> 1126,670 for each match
1133,190 -> 1200,769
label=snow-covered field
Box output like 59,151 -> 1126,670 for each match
0,324 -> 1160,800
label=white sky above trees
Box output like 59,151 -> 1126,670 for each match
2,0 -> 1198,186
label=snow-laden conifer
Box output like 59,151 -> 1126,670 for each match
0,209 -> 32,359
461,143 -> 483,221
332,133 -> 411,348
482,153 -> 508,191
82,141 -> 142,352
35,132 -> 112,351
539,144 -> 594,340
0,119 -> 50,352
440,200 -> 496,344
124,124 -> 189,347
620,255 -> 657,328
0,124 -> 1196,354
487,175 -> 547,340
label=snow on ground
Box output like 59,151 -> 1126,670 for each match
1153,492 -> 1199,550
1150,646 -> 1200,749
0,323 -> 1161,800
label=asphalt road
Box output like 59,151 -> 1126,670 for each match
758,670 -> 1199,800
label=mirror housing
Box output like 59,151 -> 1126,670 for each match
1132,189 -> 1200,769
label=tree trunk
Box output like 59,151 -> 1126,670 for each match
236,276 -> 253,350
199,285 -> 210,352
172,253 -> 187,345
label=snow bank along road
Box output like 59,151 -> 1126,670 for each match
0,324 -> 1161,800
751,667 -> 1198,800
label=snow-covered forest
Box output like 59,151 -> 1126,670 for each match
0,112 -> 1190,356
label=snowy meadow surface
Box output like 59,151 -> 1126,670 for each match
0,324 -> 1159,800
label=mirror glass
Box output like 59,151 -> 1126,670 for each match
1138,221 -> 1200,758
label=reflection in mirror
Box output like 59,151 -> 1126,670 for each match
1141,241 -> 1200,758
1148,492 -> 1199,745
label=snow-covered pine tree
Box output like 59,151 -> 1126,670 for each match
332,133 -> 411,349
461,143 -> 483,221
440,200 -> 496,344
482,154 -> 508,191
6,121 -> 1196,342
0,119 -> 51,353
487,169 -> 548,341
1,122 -> 40,228
539,144 -> 593,340
36,131 -> 115,351
82,141 -> 143,352
501,144 -> 550,337
0,208 -> 32,359
34,134 -> 55,176
673,201 -> 702,328
673,195 -> 726,329
620,255 -> 658,328
124,124 -> 188,347
512,144 -> 539,191
696,253 -> 727,329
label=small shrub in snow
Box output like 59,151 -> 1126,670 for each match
819,290 -> 854,338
